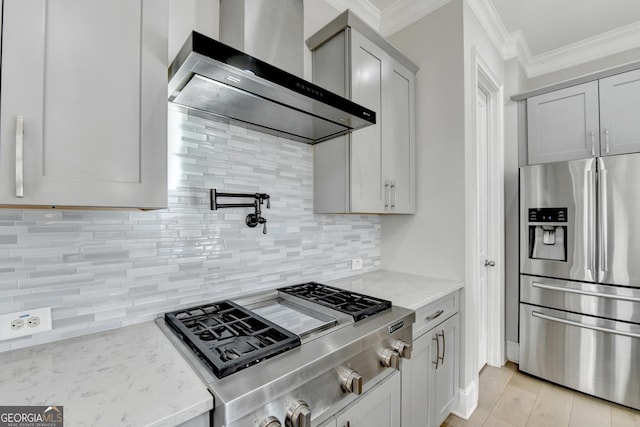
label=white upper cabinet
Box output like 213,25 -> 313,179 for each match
527,81 -> 600,165
524,68 -> 640,165
308,11 -> 417,214
385,61 -> 415,213
0,0 -> 168,208
599,69 -> 640,157
350,29 -> 386,213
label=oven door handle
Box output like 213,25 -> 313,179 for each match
532,311 -> 640,339
532,281 -> 640,302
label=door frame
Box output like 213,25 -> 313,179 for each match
470,49 -> 505,368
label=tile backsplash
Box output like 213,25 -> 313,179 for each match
0,110 -> 380,352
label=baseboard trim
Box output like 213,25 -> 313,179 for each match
451,379 -> 478,420
506,340 -> 519,363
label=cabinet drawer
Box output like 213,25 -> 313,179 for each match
413,292 -> 459,338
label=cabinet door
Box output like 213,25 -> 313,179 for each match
527,82 -> 599,165
599,69 -> 640,156
0,0 -> 167,208
384,60 -> 415,213
431,313 -> 459,427
337,371 -> 401,427
401,333 -> 432,427
349,29 -> 385,213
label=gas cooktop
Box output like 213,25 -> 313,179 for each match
158,281 -> 413,427
164,300 -> 300,378
278,282 -> 392,322
164,281 -> 393,379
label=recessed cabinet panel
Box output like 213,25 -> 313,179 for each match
433,313 -> 459,427
599,69 -> 640,157
385,64 -> 415,213
401,292 -> 459,427
527,82 -> 599,165
43,0 -> 142,183
400,332 -> 431,427
350,30 -> 384,213
336,371 -> 400,427
0,0 -> 168,208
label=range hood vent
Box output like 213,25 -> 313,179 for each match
168,32 -> 376,144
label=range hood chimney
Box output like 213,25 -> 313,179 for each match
219,0 -> 303,78
167,1 -> 375,144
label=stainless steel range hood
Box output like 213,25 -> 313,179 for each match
168,31 -> 376,144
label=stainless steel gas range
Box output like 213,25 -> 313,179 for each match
156,282 -> 414,427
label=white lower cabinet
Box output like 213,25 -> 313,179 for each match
319,371 -> 401,427
402,294 -> 460,427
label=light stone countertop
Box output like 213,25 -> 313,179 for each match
0,269 -> 458,427
0,321 -> 213,427
327,269 -> 464,310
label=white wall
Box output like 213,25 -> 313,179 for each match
168,0 -> 219,62
503,58 -> 526,350
460,0 -> 506,413
303,0 -> 341,81
382,0 -> 466,281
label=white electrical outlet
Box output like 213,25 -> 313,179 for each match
351,258 -> 363,271
0,307 -> 52,341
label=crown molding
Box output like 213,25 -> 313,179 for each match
464,0 -> 640,78
464,0 -> 514,59
325,0 -> 382,31
525,21 -> 640,78
380,0 -> 453,37
331,0 -> 640,79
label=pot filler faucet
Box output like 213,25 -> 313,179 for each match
210,189 -> 271,234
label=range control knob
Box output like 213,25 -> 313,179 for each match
259,416 -> 282,427
379,348 -> 400,369
339,368 -> 363,395
391,339 -> 412,359
285,400 -> 311,427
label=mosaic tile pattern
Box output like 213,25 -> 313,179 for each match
0,110 -> 381,352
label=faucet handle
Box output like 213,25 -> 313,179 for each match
260,217 -> 267,234
266,196 -> 270,209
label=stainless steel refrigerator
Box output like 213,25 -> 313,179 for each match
520,154 -> 640,410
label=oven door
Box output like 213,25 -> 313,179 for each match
519,304 -> 640,410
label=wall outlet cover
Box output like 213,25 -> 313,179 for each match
351,258 -> 363,271
0,307 -> 52,341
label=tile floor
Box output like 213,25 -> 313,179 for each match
442,362 -> 640,427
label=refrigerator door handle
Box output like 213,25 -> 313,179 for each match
532,281 -> 640,302
599,160 -> 609,274
532,311 -> 640,340
587,167 -> 595,275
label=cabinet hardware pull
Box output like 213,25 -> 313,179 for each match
426,310 -> 444,321
439,329 -> 446,364
532,311 -> 640,339
604,129 -> 610,154
590,131 -> 595,156
432,335 -> 440,369
390,181 -> 396,208
385,181 -> 390,208
15,116 -> 24,198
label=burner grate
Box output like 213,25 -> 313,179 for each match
278,282 -> 392,322
165,300 -> 300,378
